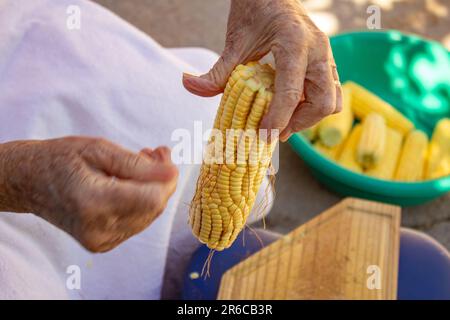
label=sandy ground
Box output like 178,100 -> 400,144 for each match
94,0 -> 450,249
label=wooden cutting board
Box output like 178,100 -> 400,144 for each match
218,198 -> 401,300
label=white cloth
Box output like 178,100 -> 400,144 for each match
0,0 -> 272,299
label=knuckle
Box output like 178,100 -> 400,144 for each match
84,243 -> 103,253
159,146 -> 172,161
291,20 -> 304,33
85,241 -> 114,253
224,30 -> 240,52
318,102 -> 335,117
78,231 -> 103,253
97,236 -> 124,253
270,114 -> 289,131
279,87 -> 302,105
222,47 -> 239,65
316,31 -> 331,46
82,137 -> 108,156
278,17 -> 304,37
152,190 -> 172,215
158,146 -> 171,154
274,47 -> 304,70
310,60 -> 329,74
290,115 -> 306,132
210,51 -> 239,86
78,229 -> 122,253
138,190 -> 162,215
90,137 -> 107,148
125,153 -> 141,170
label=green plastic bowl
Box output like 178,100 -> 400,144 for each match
288,30 -> 450,206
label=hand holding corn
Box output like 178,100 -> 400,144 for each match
183,0 -> 342,142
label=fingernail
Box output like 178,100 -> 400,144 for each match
182,73 -> 222,97
182,72 -> 197,79
140,148 -> 154,159
280,129 -> 292,142
152,149 -> 164,162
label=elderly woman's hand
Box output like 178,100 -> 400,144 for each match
183,0 -> 342,142
0,137 -> 178,253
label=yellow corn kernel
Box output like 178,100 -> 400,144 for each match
337,125 -> 363,173
394,130 -> 429,181
366,128 -> 403,180
189,62 -> 276,251
318,84 -> 354,147
357,113 -> 386,169
426,118 -> 450,179
346,81 -> 414,135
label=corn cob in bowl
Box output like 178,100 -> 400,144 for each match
288,31 -> 450,206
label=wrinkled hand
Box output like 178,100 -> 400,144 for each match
0,137 -> 178,252
183,0 -> 342,141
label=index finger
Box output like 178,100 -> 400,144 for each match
259,43 -> 308,135
90,173 -> 177,220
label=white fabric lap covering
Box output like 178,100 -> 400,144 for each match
0,0 -> 272,299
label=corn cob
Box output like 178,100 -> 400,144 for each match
314,140 -> 343,160
366,128 -> 403,180
395,130 -> 429,181
426,118 -> 450,179
318,84 -> 354,147
337,125 -> 363,173
189,62 -> 276,251
346,81 -> 414,135
301,124 -> 318,142
357,113 -> 386,169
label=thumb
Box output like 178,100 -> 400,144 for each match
182,50 -> 239,97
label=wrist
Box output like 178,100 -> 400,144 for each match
0,140 -> 40,213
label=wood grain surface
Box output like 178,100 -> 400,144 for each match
218,198 -> 401,300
